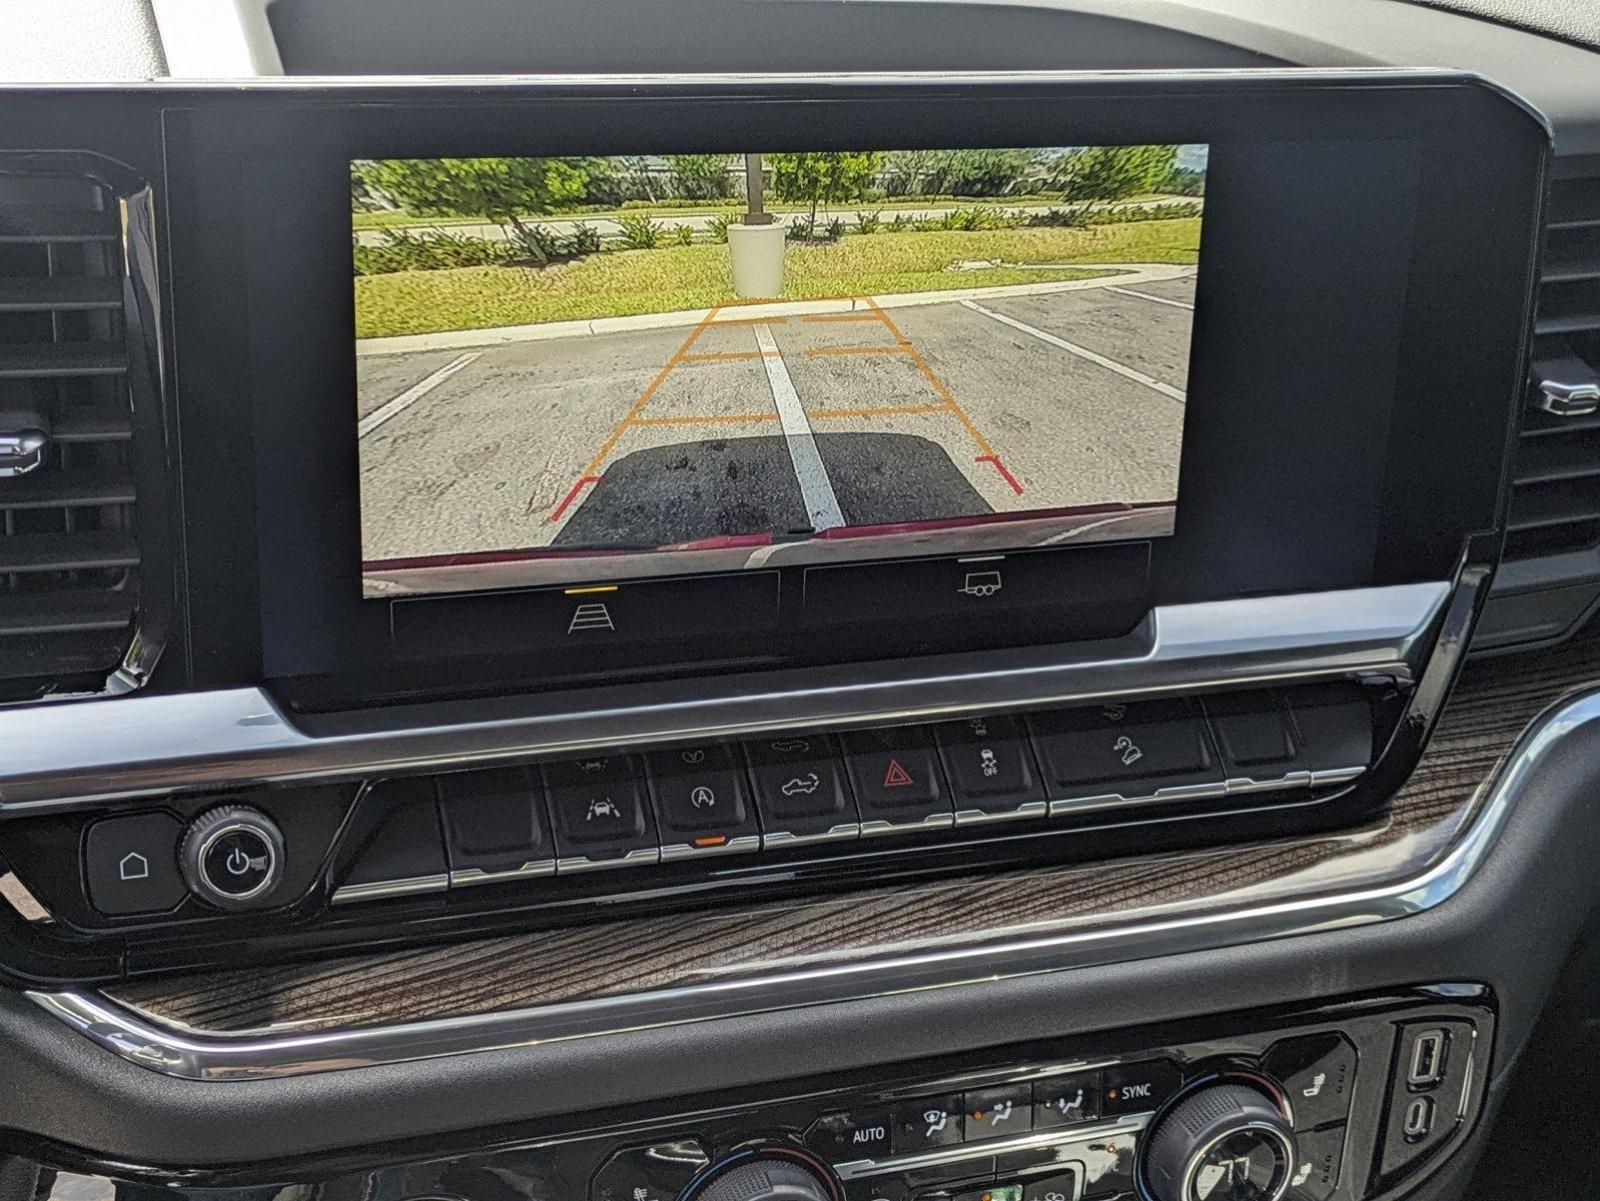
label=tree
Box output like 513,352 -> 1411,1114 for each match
768,151 -> 885,233
881,149 -> 937,197
1050,144 -> 1180,208
666,154 -> 733,200
355,157 -> 596,261
923,149 -> 1037,197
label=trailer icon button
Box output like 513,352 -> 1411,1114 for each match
958,569 -> 1003,598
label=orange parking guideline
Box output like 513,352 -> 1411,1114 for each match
800,312 -> 883,323
680,349 -> 779,363
811,403 -> 949,419
861,296 -> 998,460
707,315 -> 792,327
568,303 -> 725,488
804,345 -> 912,358
632,412 -> 780,426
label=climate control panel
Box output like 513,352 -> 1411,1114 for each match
576,991 -> 1485,1201
77,989 -> 1485,1201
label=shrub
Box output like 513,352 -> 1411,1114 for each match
351,228 -> 514,275
886,214 -> 916,233
672,223 -> 696,246
508,222 -> 565,262
1025,207 -> 1088,229
617,211 -> 662,250
1085,200 -> 1203,225
707,214 -> 733,243
854,210 -> 882,235
564,222 -> 602,256
823,217 -> 846,241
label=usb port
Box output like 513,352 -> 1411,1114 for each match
1408,1029 -> 1447,1086
1403,1095 -> 1435,1142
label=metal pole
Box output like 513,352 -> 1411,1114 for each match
743,153 -> 771,225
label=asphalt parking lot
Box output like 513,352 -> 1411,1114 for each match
357,271 -> 1195,591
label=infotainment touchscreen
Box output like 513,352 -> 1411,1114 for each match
351,145 -> 1206,597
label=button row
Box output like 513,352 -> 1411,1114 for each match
332,686 -> 1373,900
805,1061 -> 1181,1163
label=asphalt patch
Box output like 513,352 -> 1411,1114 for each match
555,435 -> 810,547
817,431 -> 992,526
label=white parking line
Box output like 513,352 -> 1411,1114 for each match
1107,285 -> 1195,311
958,300 -> 1186,404
358,351 -> 481,439
753,324 -> 845,531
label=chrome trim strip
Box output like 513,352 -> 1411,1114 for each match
555,847 -> 661,874
26,672 -> 1592,1082
448,862 -> 556,888
0,583 -> 1445,812
329,874 -> 448,905
660,835 -> 761,862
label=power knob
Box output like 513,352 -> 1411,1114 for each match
179,804 -> 286,911
678,1145 -> 841,1201
1140,1081 -> 1297,1201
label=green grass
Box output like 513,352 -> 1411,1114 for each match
351,194 -> 1194,231
354,218 -> 1200,338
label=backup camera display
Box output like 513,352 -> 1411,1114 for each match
352,145 -> 1205,597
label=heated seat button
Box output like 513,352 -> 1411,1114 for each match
843,729 -> 953,832
439,766 -> 554,882
84,812 -> 188,916
591,1139 -> 710,1201
1102,1060 -> 1182,1116
935,715 -> 1045,818
964,1084 -> 1034,1141
1031,701 -> 1219,802
1288,1126 -> 1344,1201
1264,1033 -> 1357,1130
747,734 -> 860,844
1033,1072 -> 1102,1129
1204,692 -> 1299,769
544,756 -> 659,868
807,1108 -> 895,1162
893,1094 -> 964,1152
647,745 -> 759,857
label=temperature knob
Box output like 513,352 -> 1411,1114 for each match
180,804 -> 286,911
1141,1081 -> 1297,1201
678,1145 -> 841,1201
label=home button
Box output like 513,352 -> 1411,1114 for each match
84,812 -> 189,917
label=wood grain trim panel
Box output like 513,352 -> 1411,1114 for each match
105,630 -> 1600,1036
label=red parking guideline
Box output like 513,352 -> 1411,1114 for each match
975,453 -> 1024,497
550,474 -> 601,522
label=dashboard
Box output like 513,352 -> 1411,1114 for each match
0,5 -> 1598,1201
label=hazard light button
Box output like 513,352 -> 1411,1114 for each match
842,729 -> 953,833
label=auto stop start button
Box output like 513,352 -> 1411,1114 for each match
180,804 -> 286,910
202,827 -> 276,896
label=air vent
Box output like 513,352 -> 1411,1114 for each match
0,159 -> 163,698
1505,173 -> 1600,561
1478,169 -> 1600,650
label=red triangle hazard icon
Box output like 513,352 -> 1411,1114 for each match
883,758 -> 914,788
